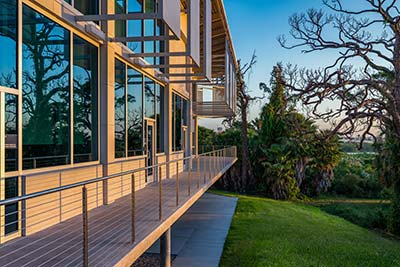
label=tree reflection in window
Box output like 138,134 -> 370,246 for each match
127,67 -> 143,156
0,0 -> 17,88
22,6 -> 71,169
144,77 -> 155,119
73,36 -> 98,163
156,84 -> 164,153
5,93 -> 18,172
115,59 -> 126,158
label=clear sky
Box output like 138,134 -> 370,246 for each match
199,0 -> 372,130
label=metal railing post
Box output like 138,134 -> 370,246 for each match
197,156 -> 200,189
21,176 -> 26,237
203,155 -> 206,184
188,159 -> 191,196
131,173 -> 135,244
159,166 -> 162,221
82,186 -> 89,267
208,152 -> 212,180
176,162 -> 179,207
213,151 -> 216,177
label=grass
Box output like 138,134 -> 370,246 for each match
215,191 -> 400,267
308,198 -> 390,232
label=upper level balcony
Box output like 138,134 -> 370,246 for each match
194,1 -> 237,118
0,147 -> 237,267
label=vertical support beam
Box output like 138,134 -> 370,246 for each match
131,174 -> 135,244
17,0 -> 22,176
0,92 -> 5,243
100,0 -> 116,205
160,228 -> 171,267
82,186 -> 89,267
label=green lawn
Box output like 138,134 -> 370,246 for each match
309,198 -> 390,232
217,192 -> 400,267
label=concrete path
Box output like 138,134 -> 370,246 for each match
147,193 -> 238,267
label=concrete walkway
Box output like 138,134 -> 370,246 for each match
147,193 -> 238,267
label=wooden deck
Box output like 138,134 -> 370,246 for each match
0,157 -> 237,267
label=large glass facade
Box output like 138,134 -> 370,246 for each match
5,94 -> 18,172
115,59 -> 126,158
0,0 -> 17,89
127,68 -> 143,157
73,36 -> 98,163
115,60 -> 146,158
144,78 -> 155,119
22,6 -> 71,170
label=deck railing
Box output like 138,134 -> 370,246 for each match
0,146 -> 237,266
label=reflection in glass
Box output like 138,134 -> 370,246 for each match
127,20 -> 142,53
128,0 -> 143,13
144,19 -> 155,64
127,67 -> 143,156
74,0 -> 99,15
156,84 -> 164,153
144,77 -> 155,119
5,94 -> 18,172
73,35 -> 98,163
22,6 -> 71,170
5,177 -> 18,235
144,0 -> 156,13
0,0 -> 17,88
173,94 -> 182,151
115,0 -> 127,39
115,59 -> 126,158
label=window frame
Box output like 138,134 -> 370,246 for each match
1,3 -> 101,175
113,55 -> 166,161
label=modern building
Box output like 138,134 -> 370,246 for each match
0,0 -> 237,266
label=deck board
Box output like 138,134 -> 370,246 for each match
0,157 -> 236,267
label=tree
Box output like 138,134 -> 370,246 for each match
255,64 -> 342,199
234,53 -> 266,192
279,0 -> 400,233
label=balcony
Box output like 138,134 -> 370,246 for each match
0,147 -> 237,266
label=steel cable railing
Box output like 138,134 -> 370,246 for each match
0,146 -> 237,266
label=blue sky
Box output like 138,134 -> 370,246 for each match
199,0 -> 372,129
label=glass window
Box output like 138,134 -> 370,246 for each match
144,0 -> 156,13
115,59 -> 126,158
74,0 -> 99,15
22,5 -> 71,170
127,67 -> 143,157
115,0 -> 127,39
173,94 -> 183,151
144,20 -> 155,64
156,84 -> 164,153
127,20 -> 142,53
73,36 -> 98,163
128,0 -> 143,13
144,77 -> 155,119
0,0 -> 17,89
5,177 -> 18,235
5,94 -> 18,172
183,99 -> 189,126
